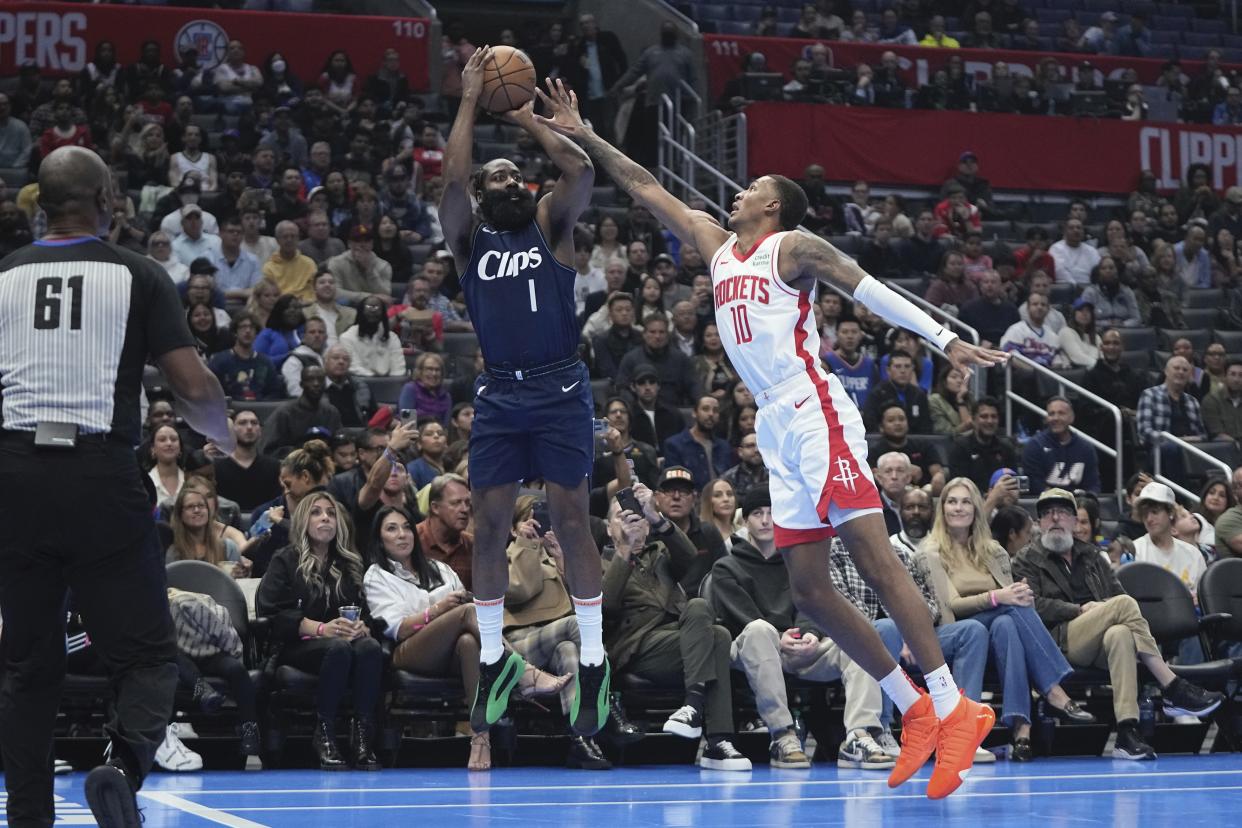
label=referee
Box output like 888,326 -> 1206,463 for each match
0,147 -> 232,828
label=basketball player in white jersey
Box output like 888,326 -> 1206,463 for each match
535,80 -> 1007,798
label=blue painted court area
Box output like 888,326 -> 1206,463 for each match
9,754 -> 1242,826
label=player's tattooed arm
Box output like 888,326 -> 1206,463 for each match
534,79 -> 728,255
781,230 -> 868,291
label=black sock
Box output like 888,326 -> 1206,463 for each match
685,682 -> 706,715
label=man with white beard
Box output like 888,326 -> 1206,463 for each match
1012,488 -> 1222,760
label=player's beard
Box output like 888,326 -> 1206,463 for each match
479,186 -> 536,232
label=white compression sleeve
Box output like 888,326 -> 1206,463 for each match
851,274 -> 960,352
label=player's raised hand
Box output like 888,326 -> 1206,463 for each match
945,338 -> 1008,379
533,77 -> 588,138
461,45 -> 493,101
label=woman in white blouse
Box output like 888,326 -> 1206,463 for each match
147,425 -> 185,506
362,505 -> 566,771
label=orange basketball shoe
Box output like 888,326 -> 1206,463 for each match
927,694 -> 996,800
886,692 -> 937,789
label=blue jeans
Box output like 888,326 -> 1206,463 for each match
875,618 -> 989,728
969,605 -> 1073,726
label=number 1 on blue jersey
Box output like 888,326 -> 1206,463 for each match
528,279 -> 538,312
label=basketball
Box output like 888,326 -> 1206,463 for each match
479,45 -> 538,114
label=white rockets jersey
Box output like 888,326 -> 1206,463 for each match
710,230 -> 821,399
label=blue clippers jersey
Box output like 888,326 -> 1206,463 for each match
823,351 -> 877,408
460,221 -> 579,368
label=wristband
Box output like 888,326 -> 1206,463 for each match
852,274 -> 959,352
317,622 -> 325,637
989,591 -> 998,608
384,448 -> 401,466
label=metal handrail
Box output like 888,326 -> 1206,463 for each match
1152,431 -> 1232,504
1003,352 -> 1125,510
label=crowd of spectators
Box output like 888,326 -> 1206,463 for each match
712,2 -> 1240,123
14,6 -> 1242,777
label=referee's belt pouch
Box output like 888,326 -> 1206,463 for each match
34,422 -> 78,449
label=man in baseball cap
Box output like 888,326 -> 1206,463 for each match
1013,484 -> 1224,760
1131,482 -> 1206,597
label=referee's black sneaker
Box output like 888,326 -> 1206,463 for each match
1162,677 -> 1224,718
570,657 -> 611,737
470,650 -> 526,733
85,761 -> 141,827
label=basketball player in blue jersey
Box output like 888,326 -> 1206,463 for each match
535,79 -> 1018,799
440,47 -> 612,749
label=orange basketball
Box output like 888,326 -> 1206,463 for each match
479,45 -> 538,114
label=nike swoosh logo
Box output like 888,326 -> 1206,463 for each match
794,395 -> 813,409
562,381 -> 581,393
477,385 -> 487,395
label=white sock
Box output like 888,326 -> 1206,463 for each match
879,666 -> 922,716
925,664 -> 962,719
475,597 -> 505,664
573,593 -> 605,666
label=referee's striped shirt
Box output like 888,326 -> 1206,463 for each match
0,237 -> 194,445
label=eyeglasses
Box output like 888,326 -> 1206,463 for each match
181,503 -> 208,512
1041,506 -> 1075,519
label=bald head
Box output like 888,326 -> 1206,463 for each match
38,146 -> 111,232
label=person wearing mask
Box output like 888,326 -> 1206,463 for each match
256,492 -> 385,771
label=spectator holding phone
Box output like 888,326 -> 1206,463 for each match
503,496 -> 628,769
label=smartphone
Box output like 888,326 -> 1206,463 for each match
399,407 -> 417,424
531,500 -> 551,537
1016,475 -> 1030,495
615,486 -> 643,517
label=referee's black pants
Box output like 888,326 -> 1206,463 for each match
0,434 -> 177,828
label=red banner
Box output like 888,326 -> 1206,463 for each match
0,2 -> 431,89
706,33 -> 1227,102
745,102 -> 1242,195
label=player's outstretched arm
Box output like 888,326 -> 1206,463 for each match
440,46 -> 493,263
506,80 -> 593,240
781,230 -> 1009,374
534,79 -> 728,256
